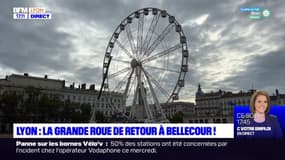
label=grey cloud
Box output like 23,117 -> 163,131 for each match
74,66 -> 102,85
161,0 -> 233,22
50,0 -> 156,32
0,1 -> 74,74
220,48 -> 285,92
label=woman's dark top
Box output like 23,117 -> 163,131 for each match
249,114 -> 283,138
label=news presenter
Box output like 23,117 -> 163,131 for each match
249,90 -> 283,138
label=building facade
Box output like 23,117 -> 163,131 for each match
0,74 -> 125,132
161,102 -> 195,118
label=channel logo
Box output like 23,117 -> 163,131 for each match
262,9 -> 271,18
240,7 -> 271,20
13,7 -> 52,20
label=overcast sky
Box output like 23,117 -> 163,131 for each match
1,0 -> 285,102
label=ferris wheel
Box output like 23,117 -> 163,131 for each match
96,8 -> 188,122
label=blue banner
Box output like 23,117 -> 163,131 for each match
234,105 -> 285,139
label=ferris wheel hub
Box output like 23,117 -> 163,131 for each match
131,58 -> 142,68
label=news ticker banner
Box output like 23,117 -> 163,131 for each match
13,7 -> 52,20
13,123 -> 234,139
234,105 -> 285,138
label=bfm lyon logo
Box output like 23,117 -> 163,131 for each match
13,7 -> 52,20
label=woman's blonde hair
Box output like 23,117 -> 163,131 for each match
250,90 -> 271,113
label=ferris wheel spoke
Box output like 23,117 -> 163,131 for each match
142,14 -> 160,57
142,68 -> 170,99
141,76 -> 156,118
137,14 -> 144,59
109,67 -> 131,79
142,69 -> 167,119
113,69 -> 132,92
138,78 -> 154,120
149,78 -> 170,100
126,75 -> 136,117
112,58 -> 130,64
144,24 -> 175,57
132,82 -> 138,107
126,25 -> 137,56
144,65 -> 180,73
127,73 -> 136,99
124,68 -> 135,97
116,40 -> 134,59
141,68 -> 161,110
142,43 -> 182,64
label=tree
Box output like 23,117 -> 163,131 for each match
169,111 -> 184,123
95,111 -> 107,123
79,104 -> 91,122
0,91 -> 23,133
23,86 -> 41,122
0,91 -> 21,122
